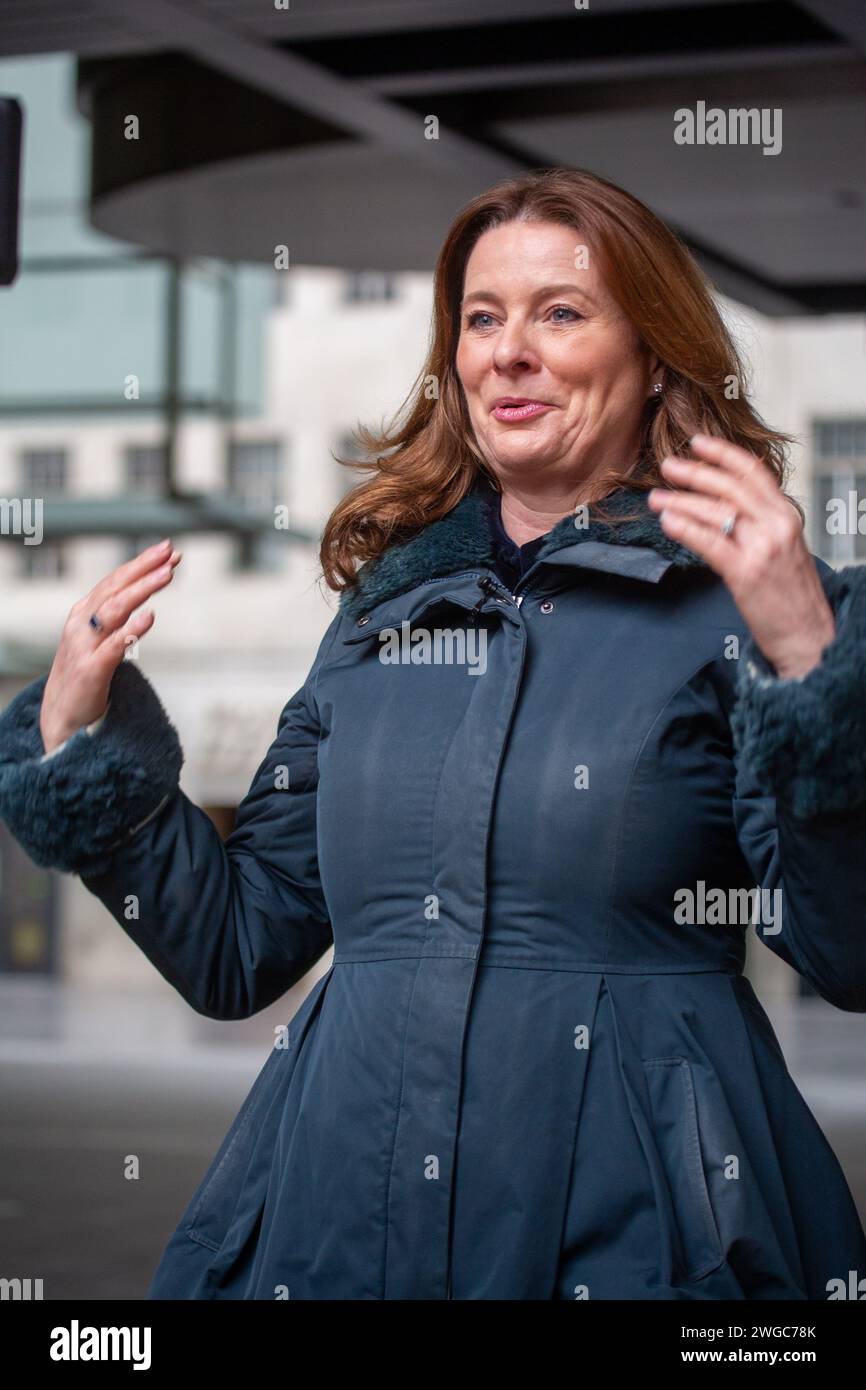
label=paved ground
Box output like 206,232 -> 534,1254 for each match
2,977 -> 866,1300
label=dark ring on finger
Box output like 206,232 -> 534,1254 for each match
89,612 -> 103,632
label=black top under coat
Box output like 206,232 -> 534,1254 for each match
480,483 -> 551,593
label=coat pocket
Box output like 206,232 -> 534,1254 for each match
642,1056 -> 724,1281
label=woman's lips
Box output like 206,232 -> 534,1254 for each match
491,401 -> 554,422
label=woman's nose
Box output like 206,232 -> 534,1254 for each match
491,329 -> 537,371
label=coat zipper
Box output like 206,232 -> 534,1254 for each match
471,571 -> 532,615
480,548 -> 556,609
410,561 -> 549,616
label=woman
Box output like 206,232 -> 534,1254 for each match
2,166 -> 866,1301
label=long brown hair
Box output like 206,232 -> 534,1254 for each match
320,165 -> 799,597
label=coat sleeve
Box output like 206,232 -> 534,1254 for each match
39,706 -> 108,761
0,611 -> 344,1019
730,557 -> 866,1012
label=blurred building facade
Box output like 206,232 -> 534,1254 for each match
1,54 -> 864,1005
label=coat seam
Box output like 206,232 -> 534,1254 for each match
550,972 -> 606,1297
333,951 -> 738,972
311,609 -> 345,707
382,953 -> 425,1300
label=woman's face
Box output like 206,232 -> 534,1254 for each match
455,219 -> 660,493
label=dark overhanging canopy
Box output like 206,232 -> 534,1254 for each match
1,0 -> 864,316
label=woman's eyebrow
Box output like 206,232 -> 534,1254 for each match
461,283 -> 597,310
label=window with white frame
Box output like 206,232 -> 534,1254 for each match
812,419 -> 866,564
18,448 -> 67,579
20,542 -> 65,580
126,444 -> 168,497
227,439 -> 285,572
121,444 -> 170,561
342,271 -> 397,304
20,448 -> 67,495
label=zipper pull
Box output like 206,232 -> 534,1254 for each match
471,575 -> 501,614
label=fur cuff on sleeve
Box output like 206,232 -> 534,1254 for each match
730,562 -> 866,820
0,659 -> 183,876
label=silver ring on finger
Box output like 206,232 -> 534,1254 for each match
89,611 -> 104,632
720,512 -> 737,538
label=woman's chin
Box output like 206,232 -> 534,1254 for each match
485,432 -> 561,464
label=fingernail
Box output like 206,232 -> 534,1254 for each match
158,537 -> 172,549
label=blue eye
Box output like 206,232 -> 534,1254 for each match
465,305 -> 582,329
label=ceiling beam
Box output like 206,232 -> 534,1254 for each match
367,41 -> 846,97
88,0 -> 520,186
796,0 -> 866,55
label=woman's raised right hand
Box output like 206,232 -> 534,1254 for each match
39,538 -> 183,755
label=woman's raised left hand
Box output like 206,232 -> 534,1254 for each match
647,433 -> 836,680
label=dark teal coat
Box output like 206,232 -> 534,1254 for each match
3,474 -> 866,1300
